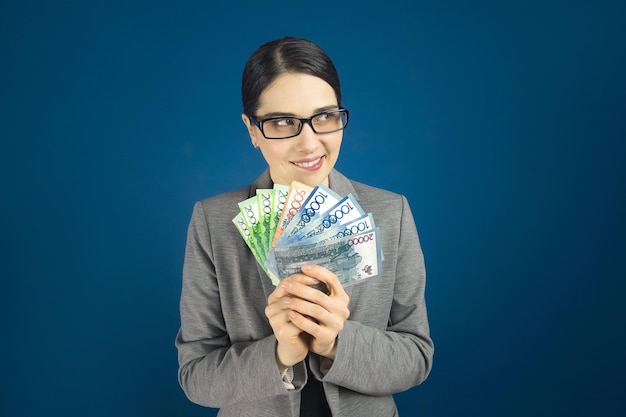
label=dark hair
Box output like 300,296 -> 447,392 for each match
241,36 -> 342,116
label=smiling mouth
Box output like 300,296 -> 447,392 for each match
292,156 -> 324,169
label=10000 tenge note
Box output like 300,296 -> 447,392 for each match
271,227 -> 383,286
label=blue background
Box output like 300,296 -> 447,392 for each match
1,1 -> 625,416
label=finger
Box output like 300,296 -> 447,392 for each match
287,310 -> 321,335
300,264 -> 347,298
268,273 -> 320,303
279,275 -> 333,315
285,295 -> 345,330
282,278 -> 346,317
290,265 -> 350,323
287,310 -> 337,342
265,303 -> 305,335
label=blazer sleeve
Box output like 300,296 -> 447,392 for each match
175,202 -> 306,408
315,194 -> 434,395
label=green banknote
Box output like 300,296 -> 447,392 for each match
238,196 -> 266,264
270,184 -> 290,245
255,189 -> 274,254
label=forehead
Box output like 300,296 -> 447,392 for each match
257,73 -> 338,116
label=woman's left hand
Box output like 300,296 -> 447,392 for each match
280,264 -> 350,360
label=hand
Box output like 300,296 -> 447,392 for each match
280,264 -> 350,360
265,273 -> 319,369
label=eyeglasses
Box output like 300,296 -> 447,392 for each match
248,108 -> 349,140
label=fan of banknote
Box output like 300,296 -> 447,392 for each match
232,182 -> 382,287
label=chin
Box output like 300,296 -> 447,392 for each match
303,172 -> 331,187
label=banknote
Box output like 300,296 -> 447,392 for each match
296,212 -> 376,248
234,181 -> 383,287
284,193 -> 366,245
270,184 -> 290,244
238,196 -> 267,259
255,189 -> 273,253
272,181 -> 313,247
233,210 -> 282,285
232,212 -> 265,267
277,183 -> 342,246
334,213 -> 383,261
232,211 -> 254,251
270,227 -> 383,286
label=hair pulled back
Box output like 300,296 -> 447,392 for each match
241,36 -> 342,116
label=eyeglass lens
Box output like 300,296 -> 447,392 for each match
262,110 -> 347,139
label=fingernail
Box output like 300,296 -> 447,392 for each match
283,297 -> 291,305
280,281 -> 292,290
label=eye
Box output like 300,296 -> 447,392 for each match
314,112 -> 330,123
269,118 -> 297,128
314,111 -> 339,124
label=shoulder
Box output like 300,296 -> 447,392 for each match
345,178 -> 416,235
190,186 -> 250,228
350,179 -> 407,210
198,186 -> 249,210
194,169 -> 272,214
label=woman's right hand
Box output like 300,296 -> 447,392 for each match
265,274 -> 319,370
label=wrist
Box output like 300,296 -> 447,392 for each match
318,337 -> 338,360
275,344 -> 302,370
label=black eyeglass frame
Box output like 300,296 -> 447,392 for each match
248,107 -> 349,140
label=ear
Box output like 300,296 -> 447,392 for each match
241,114 -> 259,148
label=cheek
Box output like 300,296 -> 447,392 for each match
261,142 -> 290,164
326,135 -> 343,153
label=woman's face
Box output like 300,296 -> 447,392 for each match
242,72 -> 343,187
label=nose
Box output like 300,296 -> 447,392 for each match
294,122 -> 320,152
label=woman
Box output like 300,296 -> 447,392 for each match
176,36 -> 434,417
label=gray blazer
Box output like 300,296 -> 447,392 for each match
176,169 -> 434,417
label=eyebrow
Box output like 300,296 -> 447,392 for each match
258,105 -> 340,119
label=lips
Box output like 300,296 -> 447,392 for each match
292,156 -> 324,170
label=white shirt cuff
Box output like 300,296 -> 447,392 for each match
280,366 -> 295,390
